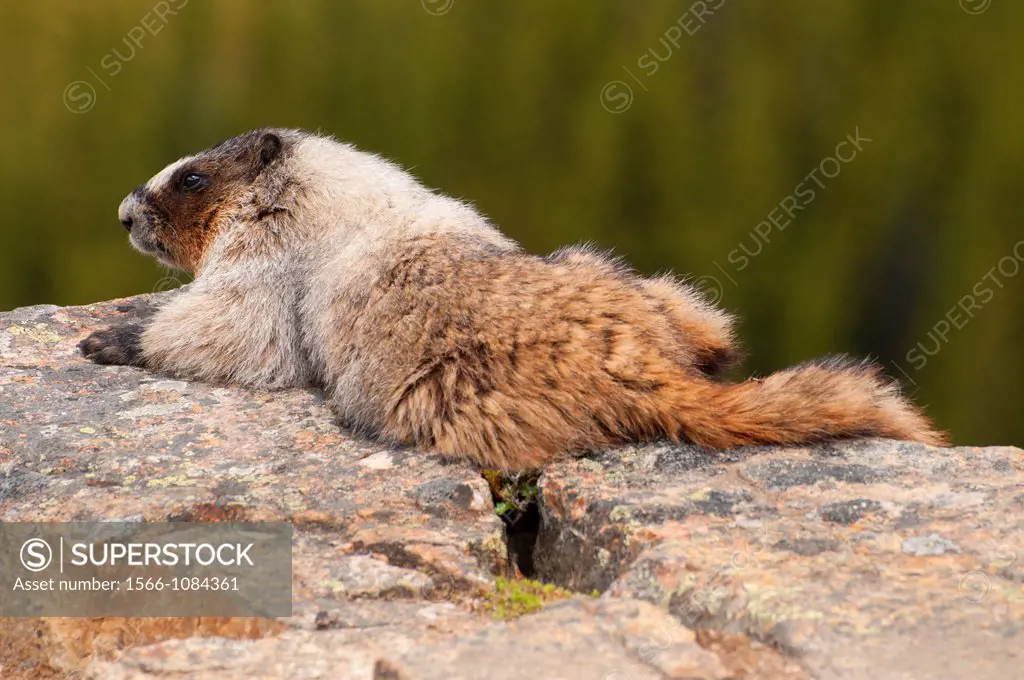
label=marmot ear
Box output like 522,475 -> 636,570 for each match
258,132 -> 283,166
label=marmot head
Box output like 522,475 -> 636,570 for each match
117,128 -> 303,273
119,127 -> 481,275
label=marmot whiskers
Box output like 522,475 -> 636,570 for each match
80,129 -> 946,468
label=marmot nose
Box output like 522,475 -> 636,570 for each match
118,187 -> 145,232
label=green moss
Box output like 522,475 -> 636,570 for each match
482,470 -> 539,522
481,577 -> 576,619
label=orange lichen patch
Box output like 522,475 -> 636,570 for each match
695,629 -> 810,679
293,429 -> 331,447
0,616 -> 284,679
138,390 -> 185,405
172,502 -> 250,522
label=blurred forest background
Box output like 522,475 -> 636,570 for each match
0,0 -> 1020,445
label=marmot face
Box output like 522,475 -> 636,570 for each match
117,129 -> 293,274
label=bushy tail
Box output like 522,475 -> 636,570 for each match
669,356 -> 947,448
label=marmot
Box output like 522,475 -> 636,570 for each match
80,128 -> 946,468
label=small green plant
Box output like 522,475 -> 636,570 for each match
481,577 -> 575,619
482,470 -> 539,522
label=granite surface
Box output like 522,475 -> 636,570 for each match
1,293 -> 1020,679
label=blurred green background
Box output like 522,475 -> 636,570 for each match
0,0 -> 1020,445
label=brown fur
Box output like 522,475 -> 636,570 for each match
83,129 -> 947,470
345,239 -> 946,467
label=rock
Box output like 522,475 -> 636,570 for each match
535,441 -> 1024,679
89,598 -> 732,680
901,533 -> 962,556
2,293 -> 1021,679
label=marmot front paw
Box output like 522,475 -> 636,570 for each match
78,324 -> 145,366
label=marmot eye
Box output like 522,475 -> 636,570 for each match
180,172 -> 206,191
